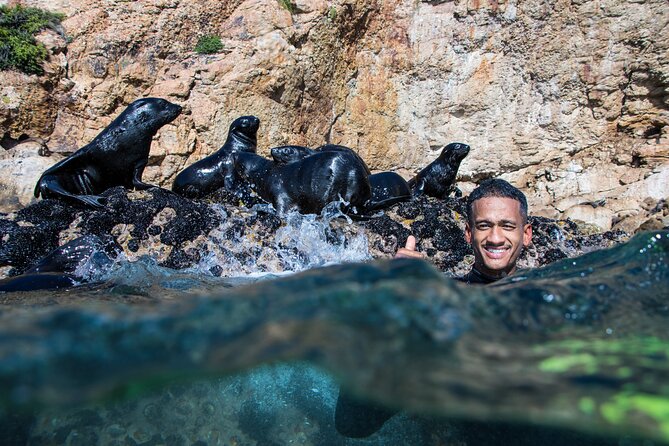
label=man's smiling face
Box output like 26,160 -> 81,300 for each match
465,196 -> 532,278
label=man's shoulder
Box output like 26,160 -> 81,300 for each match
456,268 -> 500,285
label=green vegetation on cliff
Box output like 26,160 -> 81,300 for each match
194,35 -> 223,54
277,0 -> 296,14
0,5 -> 65,75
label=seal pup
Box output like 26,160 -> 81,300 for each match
272,144 -> 372,174
271,145 -> 409,213
234,150 -> 371,215
408,142 -> 470,198
34,98 -> 182,208
0,234 -> 121,292
172,115 -> 260,198
366,172 -> 412,212
270,145 -> 316,164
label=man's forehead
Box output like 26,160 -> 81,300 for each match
471,196 -> 523,219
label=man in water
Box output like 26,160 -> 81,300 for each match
335,178 -> 533,438
396,177 -> 532,283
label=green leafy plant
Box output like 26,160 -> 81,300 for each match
327,6 -> 337,22
194,34 -> 223,54
0,5 -> 65,75
277,0 -> 296,14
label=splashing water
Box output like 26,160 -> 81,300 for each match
183,203 -> 371,278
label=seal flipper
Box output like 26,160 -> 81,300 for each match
35,174 -> 106,208
0,273 -> 78,292
131,161 -> 154,190
34,145 -> 99,199
35,142 -> 100,181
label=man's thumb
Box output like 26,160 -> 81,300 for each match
405,235 -> 417,251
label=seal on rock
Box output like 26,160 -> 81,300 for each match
270,145 -> 316,164
270,145 -> 408,213
0,234 -> 121,292
408,142 -> 470,198
34,98 -> 182,208
316,144 -> 371,175
366,172 -> 412,212
172,115 -> 260,199
234,150 -> 371,215
272,144 -> 372,174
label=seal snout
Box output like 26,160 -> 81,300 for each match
165,102 -> 183,122
442,142 -> 470,161
235,115 -> 260,132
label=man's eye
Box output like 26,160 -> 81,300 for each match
503,224 -> 516,230
477,224 -> 490,230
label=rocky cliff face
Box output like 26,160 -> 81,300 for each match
1,0 -> 667,231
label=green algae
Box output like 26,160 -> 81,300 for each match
601,393 -> 669,438
539,353 -> 600,374
534,337 -> 669,357
579,397 -> 596,415
194,35 -> 223,55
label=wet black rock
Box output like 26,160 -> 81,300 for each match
0,187 -> 221,276
0,200 -> 76,274
0,187 -> 631,279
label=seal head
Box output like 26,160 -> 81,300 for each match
270,145 -> 316,164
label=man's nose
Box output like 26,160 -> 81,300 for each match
488,226 -> 505,243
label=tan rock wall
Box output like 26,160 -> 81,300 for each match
1,0 -> 667,231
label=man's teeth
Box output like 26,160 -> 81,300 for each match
486,247 -> 506,253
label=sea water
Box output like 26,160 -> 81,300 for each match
0,208 -> 667,445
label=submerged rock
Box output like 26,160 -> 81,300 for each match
0,232 -> 666,445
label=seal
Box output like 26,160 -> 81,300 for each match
316,144 -> 371,175
270,145 -> 316,164
272,144 -> 371,174
34,98 -> 182,208
234,150 -> 371,214
172,115 -> 260,198
366,172 -> 412,212
271,145 -> 408,213
0,234 -> 121,292
407,142 -> 470,198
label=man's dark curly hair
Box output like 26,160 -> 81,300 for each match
466,178 -> 528,225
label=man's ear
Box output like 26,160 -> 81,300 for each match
465,222 -> 472,244
523,223 -> 532,247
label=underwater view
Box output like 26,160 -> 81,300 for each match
0,197 -> 667,445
